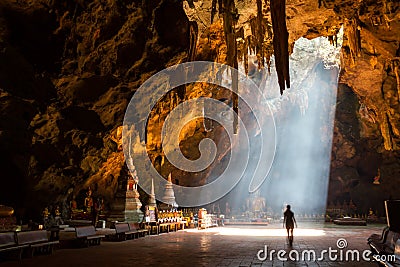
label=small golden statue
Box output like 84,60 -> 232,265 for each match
54,205 -> 64,225
84,187 -> 94,212
55,206 -> 61,217
43,207 -> 49,221
369,208 -> 374,216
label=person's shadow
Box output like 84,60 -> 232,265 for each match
288,236 -> 293,246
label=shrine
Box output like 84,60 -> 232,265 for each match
106,168 -> 143,223
160,173 -> 178,209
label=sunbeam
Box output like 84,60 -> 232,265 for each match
220,27 -> 344,219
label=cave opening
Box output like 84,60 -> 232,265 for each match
218,28 -> 343,216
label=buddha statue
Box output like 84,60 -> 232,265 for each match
55,206 -> 61,217
84,187 -> 94,212
43,207 -> 49,221
54,205 -> 63,225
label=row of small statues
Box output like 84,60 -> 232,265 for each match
68,187 -> 104,213
326,210 -> 379,220
42,206 -> 64,228
41,188 -> 104,228
157,210 -> 184,223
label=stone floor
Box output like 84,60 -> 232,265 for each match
0,223 -> 384,267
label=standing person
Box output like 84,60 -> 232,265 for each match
283,205 -> 297,246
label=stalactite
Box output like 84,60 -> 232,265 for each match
265,22 -> 273,74
236,27 -> 247,74
246,1 -> 272,74
236,27 -> 244,57
244,36 -> 249,75
219,0 -> 223,14
209,0 -> 274,89
345,18 -> 361,65
211,0 -> 224,24
222,0 -> 238,133
328,35 -> 337,47
270,0 -> 290,95
188,21 -> 199,62
328,28 -> 341,48
392,58 -> 400,102
209,0 -> 239,131
249,17 -> 258,62
222,0 -> 237,68
211,0 -> 217,24
380,110 -> 399,151
246,35 -> 256,74
380,114 -> 393,151
387,111 -> 400,137
256,0 -> 265,69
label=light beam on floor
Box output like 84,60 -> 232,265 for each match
185,227 -> 326,237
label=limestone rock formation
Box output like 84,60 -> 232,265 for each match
0,0 -> 190,220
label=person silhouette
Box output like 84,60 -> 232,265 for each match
283,204 -> 297,246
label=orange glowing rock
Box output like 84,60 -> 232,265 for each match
0,205 -> 14,217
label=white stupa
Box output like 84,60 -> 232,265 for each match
161,173 -> 178,208
148,179 -> 157,208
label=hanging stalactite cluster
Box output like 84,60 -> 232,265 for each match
210,0 -> 240,132
188,21 -> 199,62
392,58 -> 400,103
344,17 -> 361,65
222,0 -> 239,132
270,0 -> 290,95
242,0 -> 273,74
210,0 -> 289,95
328,31 -> 340,48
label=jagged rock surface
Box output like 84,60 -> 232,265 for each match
0,0 -> 190,219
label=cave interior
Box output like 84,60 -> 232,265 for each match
0,0 -> 399,223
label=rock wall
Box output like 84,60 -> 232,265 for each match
0,0 -> 190,220
329,0 -> 400,214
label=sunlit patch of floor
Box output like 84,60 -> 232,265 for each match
184,227 -> 325,237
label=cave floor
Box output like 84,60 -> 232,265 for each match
0,223 -> 385,267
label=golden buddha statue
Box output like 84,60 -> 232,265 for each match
43,207 -> 49,220
55,206 -> 61,217
84,187 -> 94,212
